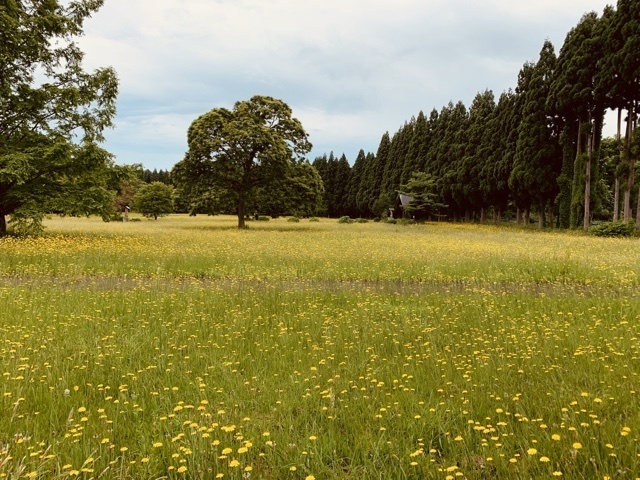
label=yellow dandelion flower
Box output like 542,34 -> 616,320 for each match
120,447 -> 128,453
527,448 -> 537,455
177,466 -> 187,473
309,435 -> 317,441
290,466 -> 297,471
244,466 -> 252,472
238,447 -> 248,454
540,456 -> 550,462
153,442 -> 163,448
221,447 -> 232,455
305,476 -> 315,480
229,460 -> 240,468
552,434 -> 561,441
552,472 -> 563,477
572,443 -> 582,449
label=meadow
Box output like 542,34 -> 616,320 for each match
1,215 -> 639,479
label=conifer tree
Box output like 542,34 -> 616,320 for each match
511,41 -> 559,228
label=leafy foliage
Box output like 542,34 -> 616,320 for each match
0,0 -> 118,235
590,221 -> 637,237
133,182 -> 175,220
173,96 -> 311,228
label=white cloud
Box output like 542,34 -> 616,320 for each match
78,0 -> 615,168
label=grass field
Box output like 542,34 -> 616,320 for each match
1,215 -> 639,479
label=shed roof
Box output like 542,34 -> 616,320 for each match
397,194 -> 414,207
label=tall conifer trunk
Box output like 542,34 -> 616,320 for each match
583,124 -> 593,231
614,108 -> 622,221
624,105 -> 635,222
538,202 -> 544,229
570,124 -> 584,228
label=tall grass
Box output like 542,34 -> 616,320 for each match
0,215 -> 638,479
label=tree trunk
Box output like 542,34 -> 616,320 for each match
480,208 -> 485,223
570,122 -> 584,229
237,197 -> 246,229
614,179 -> 620,222
614,108 -> 622,222
624,104 -> 635,222
516,208 -> 521,225
492,209 -> 498,224
636,187 -> 640,232
0,213 -> 5,236
583,124 -> 592,231
537,202 -> 545,229
524,208 -> 530,225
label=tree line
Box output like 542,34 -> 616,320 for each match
312,1 -> 640,230
2,0 -> 638,234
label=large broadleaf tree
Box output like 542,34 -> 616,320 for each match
0,0 -> 118,235
173,95 -> 312,228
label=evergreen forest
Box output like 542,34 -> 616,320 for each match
310,2 -> 640,231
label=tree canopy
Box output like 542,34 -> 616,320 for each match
173,95 -> 312,228
0,0 -> 118,235
309,2 -> 639,231
133,181 -> 174,220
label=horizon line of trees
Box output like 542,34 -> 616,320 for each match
311,1 -> 639,230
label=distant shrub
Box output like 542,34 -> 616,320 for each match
287,216 -> 300,223
257,216 -> 270,221
396,218 -> 416,226
590,221 -> 637,237
309,217 -> 320,222
386,218 -> 397,224
355,218 -> 368,223
373,217 -> 381,222
338,216 -> 354,224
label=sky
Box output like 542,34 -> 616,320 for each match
78,0 -> 617,171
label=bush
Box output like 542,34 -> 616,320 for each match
590,221 -> 637,237
373,217 -> 381,222
309,217 -> 320,222
338,216 -> 354,224
287,216 -> 300,223
386,218 -> 397,224
256,216 -> 270,221
355,218 -> 368,223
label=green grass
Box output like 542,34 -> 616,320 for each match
0,215 -> 639,479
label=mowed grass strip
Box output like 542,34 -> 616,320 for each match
0,215 -> 639,479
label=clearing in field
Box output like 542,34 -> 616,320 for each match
1,215 -> 639,479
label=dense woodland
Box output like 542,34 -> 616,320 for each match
310,2 -> 640,230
